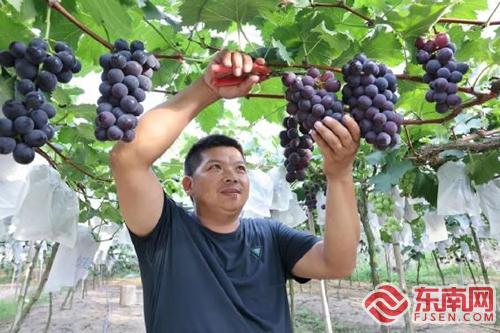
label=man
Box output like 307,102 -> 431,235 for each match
110,50 -> 361,332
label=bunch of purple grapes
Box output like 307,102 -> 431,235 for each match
0,39 -> 80,164
415,33 -> 468,114
95,39 -> 160,142
279,117 -> 313,182
281,67 -> 343,183
341,54 -> 403,149
303,182 -> 323,211
0,39 -> 81,92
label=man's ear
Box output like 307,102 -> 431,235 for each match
182,176 -> 193,195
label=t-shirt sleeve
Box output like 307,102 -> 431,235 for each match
274,221 -> 321,284
128,190 -> 177,257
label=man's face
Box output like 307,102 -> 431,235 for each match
183,146 -> 250,215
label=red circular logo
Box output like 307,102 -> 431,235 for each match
363,283 -> 410,324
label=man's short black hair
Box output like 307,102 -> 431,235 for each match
184,134 -> 245,176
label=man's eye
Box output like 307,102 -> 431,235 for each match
238,166 -> 246,171
210,164 -> 221,170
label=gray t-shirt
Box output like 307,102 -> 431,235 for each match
129,191 -> 320,332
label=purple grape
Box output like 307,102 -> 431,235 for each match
376,132 -> 391,149
40,103 -> 56,118
13,143 -> 35,164
120,96 -> 139,113
25,46 -> 47,65
138,75 -> 152,90
16,79 -> 35,95
425,60 -> 441,74
298,99 -> 311,112
425,90 -> 434,102
373,94 -> 387,108
434,78 -> 448,92
132,88 -> 146,102
107,126 -> 124,140
306,67 -> 320,78
117,114 -> 138,131
110,54 -> 127,69
2,100 -> 28,119
435,103 -> 449,113
449,71 -> 463,83
41,124 -> 54,140
365,107 -> 379,120
0,137 -> 16,154
433,92 -> 447,103
56,51 -> 75,69
324,79 -> 340,92
456,63 -> 468,74
24,91 -> 45,110
360,74 -> 376,85
446,94 -> 461,107
36,71 -> 58,92
9,41 -> 26,58
122,130 -> 135,142
311,94 -> 322,105
302,75 -> 315,86
0,51 -> 15,67
321,95 -> 334,108
358,95 -> 372,110
437,48 -> 453,64
108,69 -> 124,84
23,129 -> 47,147
15,58 -> 38,80
30,109 -> 49,129
97,111 -> 116,128
365,84 -> 378,98
312,104 -> 325,117
123,61 -> 142,76
56,70 -> 72,83
111,83 -> 128,98
286,103 -> 298,115
0,119 -> 15,137
373,113 -> 387,126
384,121 -> 398,136
416,50 -> 430,64
365,131 -> 377,144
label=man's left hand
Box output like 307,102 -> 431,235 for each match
310,115 -> 360,180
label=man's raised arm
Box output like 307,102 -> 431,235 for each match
109,50 -> 263,237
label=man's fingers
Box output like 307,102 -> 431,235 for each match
310,130 -> 329,157
237,75 -> 259,92
255,57 -> 265,65
231,52 -> 244,77
343,114 -> 361,143
222,51 -> 232,67
314,121 -> 342,151
322,117 -> 353,147
242,54 -> 253,73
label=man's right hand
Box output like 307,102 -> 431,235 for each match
203,50 -> 265,99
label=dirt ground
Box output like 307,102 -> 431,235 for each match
0,278 -> 497,333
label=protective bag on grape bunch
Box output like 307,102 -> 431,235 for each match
436,161 -> 480,216
271,192 -> 307,228
316,191 -> 326,226
390,186 -> 405,220
0,179 -> 25,220
242,169 -> 273,218
424,211 -> 448,242
475,178 -> 500,239
45,224 -> 99,292
11,165 -> 78,248
268,166 -> 293,211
